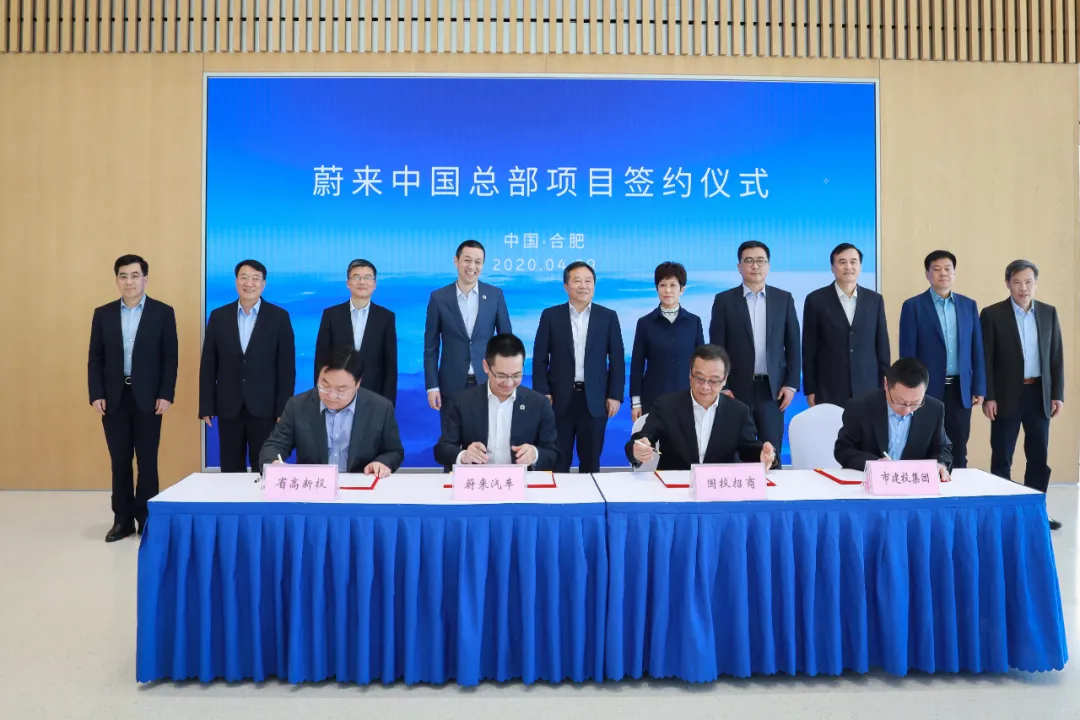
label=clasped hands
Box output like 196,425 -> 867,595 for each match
460,441 -> 537,466
270,458 -> 392,478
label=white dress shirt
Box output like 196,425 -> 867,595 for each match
350,300 -> 371,351
835,283 -> 858,325
570,303 -> 592,382
456,283 -> 480,375
237,300 -> 261,354
743,285 -> 768,375
691,391 -> 719,463
456,385 -> 537,466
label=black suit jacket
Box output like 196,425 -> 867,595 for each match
533,303 -> 626,417
199,300 -> 296,420
258,388 -> 405,472
626,391 -> 763,471
88,296 -> 178,415
981,299 -> 1065,419
314,301 -> 398,403
709,285 -> 801,401
834,389 -> 953,470
802,284 -> 890,406
434,384 -> 559,471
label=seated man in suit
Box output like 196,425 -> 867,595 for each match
259,346 -> 404,477
627,344 -> 777,471
434,333 -> 559,470
834,357 -> 953,480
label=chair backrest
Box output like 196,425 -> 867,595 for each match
788,404 -> 846,470
630,413 -> 659,472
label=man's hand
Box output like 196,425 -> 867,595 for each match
777,387 -> 795,412
606,399 -> 621,418
722,389 -> 735,399
760,442 -> 776,469
462,442 -> 489,465
938,464 -> 952,483
91,399 -> 107,416
271,459 -> 285,466
631,406 -> 642,422
201,416 -> 214,427
364,461 -> 391,478
427,389 -> 442,411
972,395 -> 984,406
632,438 -> 654,464
155,399 -> 172,415
982,400 -> 997,421
806,394 -> 816,408
512,444 -> 537,465
1052,400 -> 1064,418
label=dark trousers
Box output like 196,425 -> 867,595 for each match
943,381 -> 972,469
554,390 -> 608,473
101,385 -> 162,525
990,381 -> 1051,493
438,375 -> 478,423
217,406 -> 277,472
748,377 -> 785,464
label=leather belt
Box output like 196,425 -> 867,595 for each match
1023,378 -> 1040,385
752,374 -> 769,382
124,377 -> 133,385
573,382 -> 585,391
944,376 -> 960,384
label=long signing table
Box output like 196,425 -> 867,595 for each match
137,469 -> 1067,686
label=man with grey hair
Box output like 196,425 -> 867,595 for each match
980,259 -> 1064,530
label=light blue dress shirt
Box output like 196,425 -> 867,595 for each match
456,284 -> 480,374
933,293 -> 959,376
743,285 -> 768,375
120,295 -> 146,377
237,300 -> 261,354
887,405 -> 913,461
351,301 -> 370,351
321,393 -> 357,472
1012,300 -> 1041,378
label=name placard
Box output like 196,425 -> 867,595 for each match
452,464 -> 527,501
864,459 -> 940,496
691,463 -> 767,501
264,464 -> 339,502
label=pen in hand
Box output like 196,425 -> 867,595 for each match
882,452 -> 892,461
634,439 -> 661,455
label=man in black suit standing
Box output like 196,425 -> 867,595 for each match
627,344 -> 776,471
435,333 -> 559,471
88,254 -> 178,542
314,258 -> 397,403
802,243 -> 890,408
199,260 -> 296,473
534,262 -> 625,473
709,241 -> 800,465
981,259 -> 1065,529
834,358 -> 953,480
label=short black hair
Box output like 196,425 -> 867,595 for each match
923,250 -> 957,272
455,239 -> 486,258
563,260 -> 596,285
235,259 -> 267,279
738,240 -> 771,262
886,358 -> 930,389
347,259 -> 377,280
319,346 -> 364,382
114,254 -> 148,276
485,333 -> 526,366
830,243 -> 863,264
654,261 -> 687,287
1005,259 -> 1039,282
690,344 -> 731,376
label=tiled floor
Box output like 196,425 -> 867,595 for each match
1,486 -> 1076,720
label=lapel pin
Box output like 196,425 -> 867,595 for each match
520,404 -> 525,411
482,295 -> 488,300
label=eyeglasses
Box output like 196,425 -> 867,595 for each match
349,274 -> 376,284
237,274 -> 264,283
491,372 -> 523,383
691,373 -> 725,390
886,387 -> 924,410
317,383 -> 355,400
741,258 -> 769,268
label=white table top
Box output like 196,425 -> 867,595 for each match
153,472 -> 604,506
592,468 -> 1041,505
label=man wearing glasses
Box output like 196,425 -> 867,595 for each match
709,241 -> 801,466
627,344 -> 776,470
434,333 -> 559,471
314,259 -> 398,404
259,346 -> 404,477
833,357 -> 953,481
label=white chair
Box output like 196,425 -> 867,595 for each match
630,413 -> 659,472
787,403 -> 846,470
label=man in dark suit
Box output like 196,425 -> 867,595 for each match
259,347 -> 404,476
313,258 -> 397,403
802,243 -> 890,408
88,254 -> 178,542
709,240 -> 800,464
534,262 -> 625,473
981,259 -> 1065,529
834,358 -> 953,480
199,260 -> 296,473
435,333 -> 559,470
424,240 -> 512,414
899,250 -> 986,468
628,344 -> 776,471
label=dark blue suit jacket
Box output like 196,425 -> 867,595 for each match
88,296 -> 178,415
899,289 -> 986,407
802,284 -> 890,405
709,285 -> 801,402
423,281 -> 511,395
533,303 -> 625,418
313,301 -> 397,403
629,307 -> 704,414
433,385 -> 559,471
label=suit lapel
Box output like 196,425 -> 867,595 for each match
872,391 -> 889,456
509,391 -> 524,446
309,392 -> 330,464
734,287 -> 754,342
445,284 -> 470,340
921,290 -> 946,346
346,391 -> 367,468
246,302 -> 269,354
226,301 -> 244,354
702,399 -> 726,462
1003,301 -> 1024,364
129,298 -> 149,359
904,409 -> 930,461
359,303 -> 380,348
849,286 -> 867,328
336,302 -> 356,349
584,305 -> 603,362
1034,302 -> 1050,374
559,303 -> 575,360
475,284 -> 494,338
676,393 -> 700,463
765,285 -> 784,346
